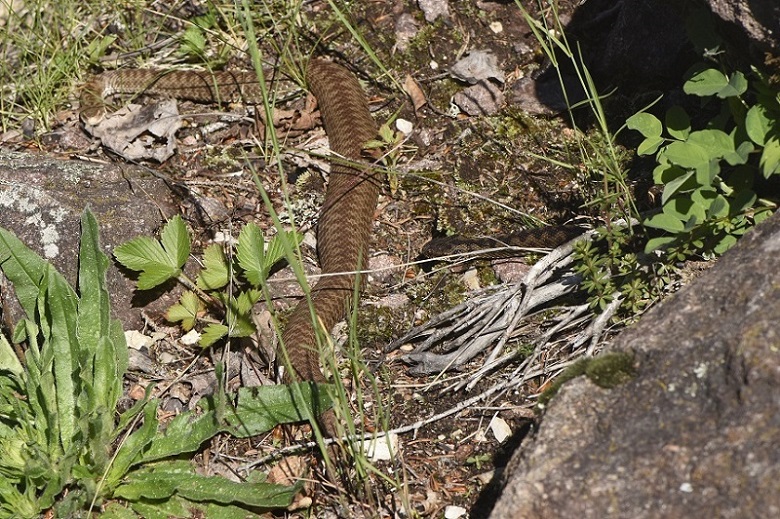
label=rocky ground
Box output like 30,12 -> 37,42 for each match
5,0 -> 772,516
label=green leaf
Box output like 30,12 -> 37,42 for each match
106,401 -> 159,488
0,333 -> 22,376
760,135 -> 780,178
160,215 -> 190,269
166,291 -> 201,331
626,112 -> 662,138
115,464 -> 301,509
114,236 -> 171,271
660,170 -> 695,204
77,210 -> 127,424
665,197 -> 704,225
114,237 -> 180,291
745,104 -> 773,146
723,140 -> 753,166
115,216 -> 190,290
130,495 -> 191,519
687,129 -> 733,158
665,106 -> 691,140
662,140 -> 710,169
713,234 -> 737,255
729,189 -> 757,215
225,383 -> 334,436
0,228 -> 48,319
644,213 -> 684,233
694,159 -> 720,188
197,245 -> 229,290
100,503 -> 139,519
719,71 -> 748,98
691,188 -> 717,211
238,226 -> 303,287
644,236 -> 678,253
43,264 -> 80,453
137,408 -> 222,464
264,232 -> 303,276
237,223 -> 265,286
200,324 -> 228,347
708,194 -> 729,218
684,68 -> 728,97
637,136 -> 663,156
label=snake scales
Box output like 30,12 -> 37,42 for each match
80,60 -> 582,439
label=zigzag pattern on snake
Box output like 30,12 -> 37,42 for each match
80,61 -> 584,438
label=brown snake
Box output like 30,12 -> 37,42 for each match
81,60 -> 379,438
80,61 -> 583,439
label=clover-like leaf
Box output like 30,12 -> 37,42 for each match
166,291 -> 201,331
115,216 -> 190,290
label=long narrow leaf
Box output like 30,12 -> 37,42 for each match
43,264 -> 80,454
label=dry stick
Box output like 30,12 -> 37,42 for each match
395,231 -> 596,377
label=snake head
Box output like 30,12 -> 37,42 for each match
79,79 -> 109,125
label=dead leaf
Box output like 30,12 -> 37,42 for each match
404,74 -> 427,113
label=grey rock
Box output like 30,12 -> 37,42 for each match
0,149 -> 179,330
705,0 -> 779,54
487,212 -> 780,518
454,80 -> 505,116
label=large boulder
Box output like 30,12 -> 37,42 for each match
487,212 -> 780,517
0,149 -> 178,329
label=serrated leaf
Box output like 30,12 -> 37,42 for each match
166,291 -> 201,331
264,232 -> 303,275
197,245 -> 229,290
137,267 -> 179,291
745,104 -> 773,146
665,106 -> 690,140
200,324 -> 228,347
644,212 -> 684,233
160,215 -> 190,269
234,289 -> 261,315
237,223 -> 265,286
626,112 -> 662,138
684,68 -> 727,97
114,237 -> 171,271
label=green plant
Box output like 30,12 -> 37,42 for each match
628,67 -> 778,257
114,215 -> 302,348
0,209 -> 329,517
